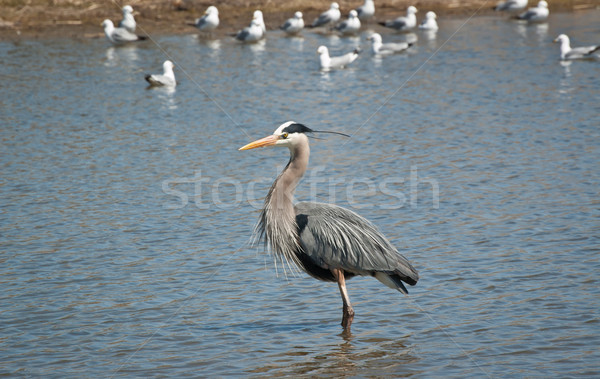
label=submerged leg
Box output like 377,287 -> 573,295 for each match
332,268 -> 354,329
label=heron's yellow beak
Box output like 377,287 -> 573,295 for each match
239,134 -> 278,150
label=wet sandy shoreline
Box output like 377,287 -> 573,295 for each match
0,0 -> 597,40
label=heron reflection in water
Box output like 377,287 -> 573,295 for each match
239,122 -> 419,330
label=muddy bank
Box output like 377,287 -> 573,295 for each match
0,0 -> 597,40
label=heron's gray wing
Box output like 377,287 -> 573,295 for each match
295,202 -> 418,286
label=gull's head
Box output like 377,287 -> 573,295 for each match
239,122 -> 313,151
349,10 -> 358,18
123,5 -> 133,14
538,1 -> 548,8
331,2 -> 340,10
253,10 -> 264,21
317,45 -> 329,56
426,11 -> 437,19
294,11 -> 303,19
163,60 -> 174,71
368,33 -> 382,43
206,5 -> 218,15
408,6 -> 418,14
554,34 -> 569,44
101,19 -> 114,29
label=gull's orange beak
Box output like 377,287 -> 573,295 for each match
239,134 -> 279,150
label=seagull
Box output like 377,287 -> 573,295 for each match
101,19 -> 147,45
118,5 -> 136,33
419,11 -> 438,31
280,11 -> 304,35
494,0 -> 528,12
516,1 -> 549,22
335,10 -> 361,35
145,60 -> 176,87
380,5 -> 418,32
194,5 -> 219,32
317,45 -> 360,70
368,33 -> 412,55
553,34 -> 600,60
254,10 -> 267,34
310,2 -> 341,28
356,0 -> 375,21
235,18 -> 265,43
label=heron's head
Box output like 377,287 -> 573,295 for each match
239,122 -> 350,151
239,122 -> 313,151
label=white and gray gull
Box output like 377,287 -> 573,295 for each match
194,5 -> 219,32
419,11 -> 438,31
494,0 -> 528,12
235,14 -> 265,43
516,1 -> 549,22
145,60 -> 176,87
280,11 -> 304,35
317,45 -> 360,70
101,19 -> 147,45
239,122 -> 419,330
368,33 -> 412,55
356,0 -> 375,21
379,5 -> 418,32
118,5 -> 136,33
553,34 -> 600,60
309,2 -> 341,28
335,10 -> 361,35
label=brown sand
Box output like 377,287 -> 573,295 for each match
0,0 -> 597,40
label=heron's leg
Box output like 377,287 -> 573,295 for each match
332,268 -> 354,329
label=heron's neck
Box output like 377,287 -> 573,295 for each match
259,141 -> 309,266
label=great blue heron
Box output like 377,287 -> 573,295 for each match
239,121 -> 419,330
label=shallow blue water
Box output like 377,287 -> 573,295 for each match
1,10 -> 599,377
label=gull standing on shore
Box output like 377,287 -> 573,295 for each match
380,6 -> 418,32
310,3 -> 341,28
317,45 -> 360,70
494,0 -> 528,12
335,10 -> 361,35
101,19 -> 147,45
145,60 -> 176,87
516,1 -> 549,22
553,34 -> 600,60
419,11 -> 438,31
235,18 -> 265,43
118,5 -> 136,33
194,5 -> 219,32
280,11 -> 304,35
356,0 -> 375,22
